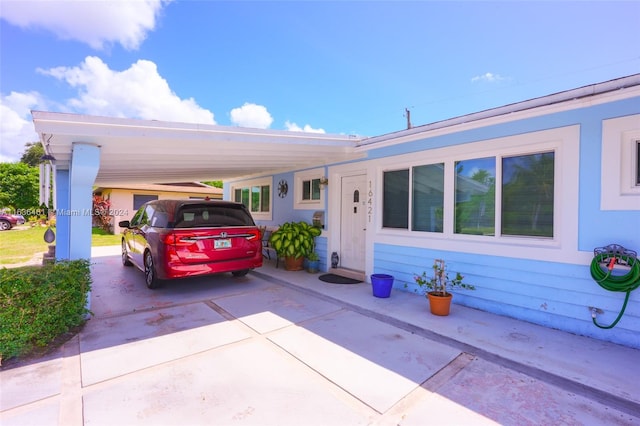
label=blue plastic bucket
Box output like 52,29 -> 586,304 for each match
371,274 -> 394,298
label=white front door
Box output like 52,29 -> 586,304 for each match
339,174 -> 366,271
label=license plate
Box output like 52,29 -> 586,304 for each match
214,239 -> 231,249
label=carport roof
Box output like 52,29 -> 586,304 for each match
31,111 -> 366,186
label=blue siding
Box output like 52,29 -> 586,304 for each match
314,236 -> 329,272
374,243 -> 640,348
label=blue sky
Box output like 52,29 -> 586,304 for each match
1,1 -> 639,162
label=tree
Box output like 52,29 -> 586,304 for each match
201,180 -> 223,188
20,142 -> 44,167
0,163 -> 39,210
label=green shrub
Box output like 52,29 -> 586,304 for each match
0,260 -> 92,363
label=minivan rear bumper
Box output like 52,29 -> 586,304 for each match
159,256 -> 263,280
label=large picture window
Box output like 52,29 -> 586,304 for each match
382,151 -> 555,239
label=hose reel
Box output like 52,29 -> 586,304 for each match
589,244 -> 640,329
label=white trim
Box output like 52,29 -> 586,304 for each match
294,167 -> 325,210
601,114 -> 640,210
370,125 -> 586,264
229,176 -> 273,221
327,164 -> 371,275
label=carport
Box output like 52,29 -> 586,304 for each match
31,111 -> 364,261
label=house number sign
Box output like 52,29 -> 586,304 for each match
367,180 -> 373,223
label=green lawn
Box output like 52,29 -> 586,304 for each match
0,226 -> 121,265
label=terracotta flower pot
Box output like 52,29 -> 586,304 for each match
284,256 -> 304,271
427,292 -> 453,316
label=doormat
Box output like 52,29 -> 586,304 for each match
318,273 -> 362,284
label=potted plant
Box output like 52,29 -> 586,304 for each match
413,259 -> 475,316
269,221 -> 321,271
306,251 -> 320,273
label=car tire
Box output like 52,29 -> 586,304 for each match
231,269 -> 250,277
121,240 -> 133,266
144,250 -> 160,289
0,220 -> 11,231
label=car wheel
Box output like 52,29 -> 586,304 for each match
0,221 -> 11,231
231,269 -> 250,277
144,251 -> 160,289
121,240 -> 133,266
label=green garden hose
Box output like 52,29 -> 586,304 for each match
589,251 -> 640,329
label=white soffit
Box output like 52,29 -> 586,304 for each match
32,111 -> 365,185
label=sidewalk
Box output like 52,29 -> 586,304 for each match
1,248 -> 639,425
253,263 -> 640,414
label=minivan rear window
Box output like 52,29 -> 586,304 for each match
173,204 -> 255,228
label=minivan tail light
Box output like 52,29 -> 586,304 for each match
163,233 -> 176,245
246,229 -> 261,241
163,232 -> 197,246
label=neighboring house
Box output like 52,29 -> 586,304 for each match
227,75 -> 640,349
94,182 -> 222,234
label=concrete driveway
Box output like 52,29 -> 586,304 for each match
2,247 -> 639,425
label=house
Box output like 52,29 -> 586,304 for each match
32,74 -> 640,349
226,74 -> 640,349
93,182 -> 222,234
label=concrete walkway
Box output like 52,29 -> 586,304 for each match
1,247 -> 639,425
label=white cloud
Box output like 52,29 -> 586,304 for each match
284,121 -> 325,134
0,92 -> 44,162
0,0 -> 171,50
38,56 -> 215,124
471,72 -> 506,83
229,103 -> 273,129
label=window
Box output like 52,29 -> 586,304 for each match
382,152 -> 555,239
636,140 -> 640,186
231,178 -> 272,220
261,185 -> 270,211
382,169 -> 409,228
502,152 -> 554,237
294,168 -> 325,209
130,206 -> 145,226
133,194 -> 158,210
234,185 -> 270,213
174,204 -> 255,228
376,126 -> 578,260
455,157 -> 495,236
382,165 -> 445,232
412,164 -> 444,232
302,178 -> 321,201
601,115 -> 640,210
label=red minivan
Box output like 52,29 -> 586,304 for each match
119,199 -> 262,289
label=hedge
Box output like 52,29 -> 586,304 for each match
0,260 -> 92,363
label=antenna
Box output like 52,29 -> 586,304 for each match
404,107 -> 412,129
